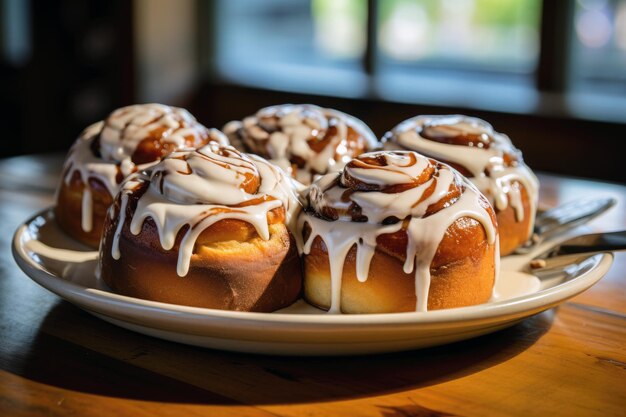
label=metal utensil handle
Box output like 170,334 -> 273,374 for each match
556,230 -> 626,256
534,197 -> 617,237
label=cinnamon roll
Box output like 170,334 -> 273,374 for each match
56,103 -> 225,248
382,115 -> 539,255
299,150 -> 498,314
223,104 -> 379,185
98,142 -> 302,312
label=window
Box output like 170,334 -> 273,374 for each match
572,0 -> 626,91
566,0 -> 626,121
377,0 -> 541,73
212,0 -> 626,123
214,0 -> 368,96
375,0 -> 541,113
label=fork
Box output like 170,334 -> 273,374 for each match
527,230 -> 626,277
515,197 -> 617,254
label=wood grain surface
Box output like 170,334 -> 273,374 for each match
1,154 -> 625,417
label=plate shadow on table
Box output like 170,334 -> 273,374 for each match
11,300 -> 556,405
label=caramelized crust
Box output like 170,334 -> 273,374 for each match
55,172 -> 112,248
56,104 -> 218,248
493,181 -> 532,255
225,104 -> 378,184
132,131 -> 209,165
304,216 -> 496,313
382,115 -> 538,255
99,203 -> 302,312
98,144 -> 303,312
300,150 -> 498,313
421,155 -> 532,255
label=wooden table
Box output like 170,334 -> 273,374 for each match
1,154 -> 625,417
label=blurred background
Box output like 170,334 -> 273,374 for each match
0,0 -> 624,181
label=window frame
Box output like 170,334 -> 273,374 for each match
204,0 -> 625,124
192,0 -> 625,182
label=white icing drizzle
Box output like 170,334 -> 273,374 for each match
62,121 -> 117,233
299,151 -> 498,313
99,103 -> 220,162
383,115 -> 539,238
81,188 -> 93,232
60,104 -> 226,232
223,104 -> 379,185
110,142 -> 301,277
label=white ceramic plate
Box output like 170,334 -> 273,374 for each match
12,209 -> 613,356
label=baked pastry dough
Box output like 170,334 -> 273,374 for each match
299,150 -> 499,313
383,115 -> 538,255
56,103 -> 223,247
98,142 -> 302,311
224,104 -> 379,185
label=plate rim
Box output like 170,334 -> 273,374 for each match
12,208 -> 614,329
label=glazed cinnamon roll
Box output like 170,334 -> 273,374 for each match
299,150 -> 498,314
383,115 -> 539,255
224,104 -> 379,185
98,142 -> 302,312
56,103 -> 225,248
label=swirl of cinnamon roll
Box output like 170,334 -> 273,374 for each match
382,115 -> 539,255
298,150 -> 498,314
56,103 -> 226,247
223,104 -> 380,185
98,142 -> 302,311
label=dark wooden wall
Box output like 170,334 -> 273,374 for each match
0,0 -> 134,158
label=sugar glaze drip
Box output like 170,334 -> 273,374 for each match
299,151 -> 498,313
383,115 -> 539,238
223,104 -> 379,185
110,142 -> 301,277
61,104 -> 226,232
